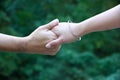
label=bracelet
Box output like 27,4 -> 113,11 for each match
68,20 -> 81,41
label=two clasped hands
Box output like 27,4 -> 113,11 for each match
0,5 -> 119,55
29,19 -> 83,55
0,19 -> 82,55
24,19 -> 82,55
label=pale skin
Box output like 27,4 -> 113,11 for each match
46,4 -> 120,48
0,19 -> 61,55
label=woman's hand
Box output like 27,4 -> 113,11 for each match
46,22 -> 79,48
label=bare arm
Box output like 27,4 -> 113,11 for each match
74,4 -> 120,37
0,33 -> 25,52
0,19 -> 60,55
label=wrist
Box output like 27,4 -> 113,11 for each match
69,23 -> 84,38
17,36 -> 28,52
68,23 -> 79,39
74,22 -> 88,37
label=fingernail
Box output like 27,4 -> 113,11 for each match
46,44 -> 51,48
54,19 -> 59,23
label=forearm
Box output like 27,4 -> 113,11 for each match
0,33 -> 26,52
76,4 -> 120,36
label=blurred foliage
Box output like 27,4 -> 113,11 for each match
0,0 -> 120,80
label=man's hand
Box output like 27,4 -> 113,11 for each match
24,19 -> 61,55
46,22 -> 79,48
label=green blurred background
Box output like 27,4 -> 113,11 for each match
0,0 -> 120,80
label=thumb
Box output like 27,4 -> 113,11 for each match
45,19 -> 59,30
46,37 -> 63,48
